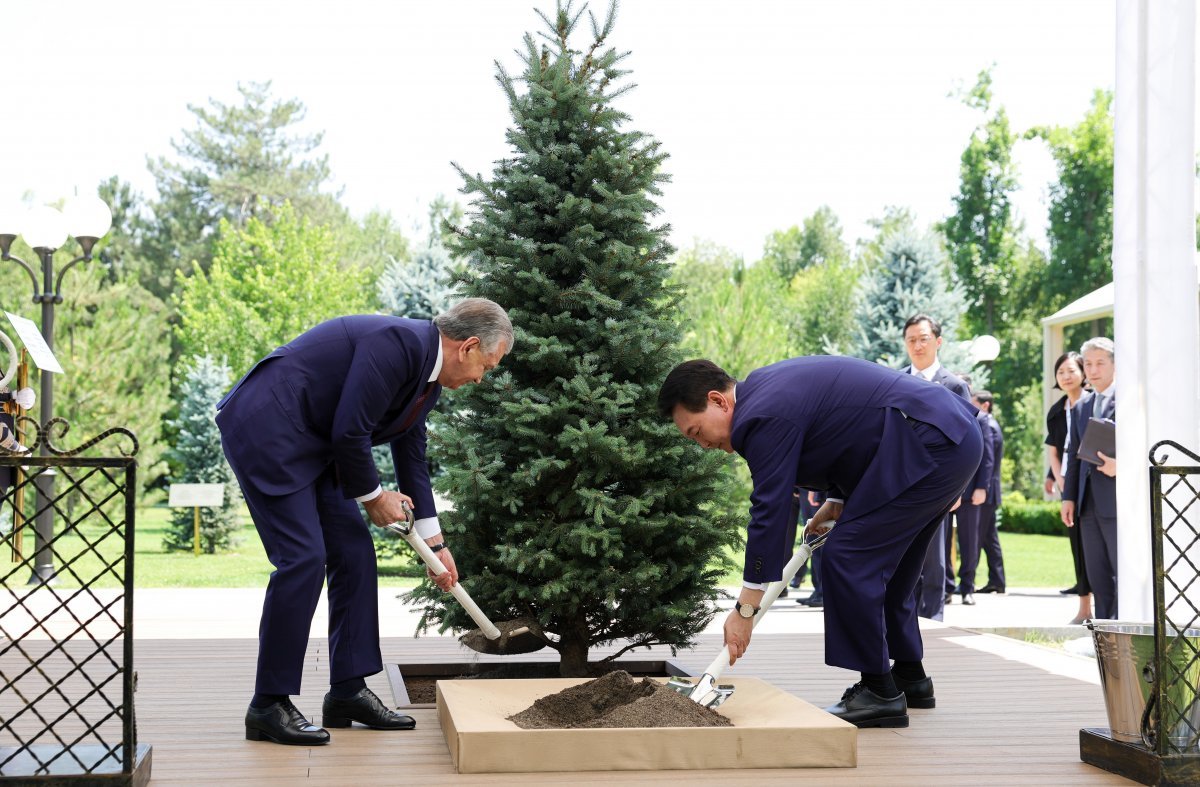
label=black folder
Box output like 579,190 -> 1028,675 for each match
1077,417 -> 1116,466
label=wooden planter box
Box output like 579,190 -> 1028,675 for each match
386,658 -> 694,709
437,677 -> 858,774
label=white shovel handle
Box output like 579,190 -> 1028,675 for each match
398,521 -> 502,641
703,524 -> 833,681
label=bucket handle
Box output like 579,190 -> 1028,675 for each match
1141,662 -> 1158,750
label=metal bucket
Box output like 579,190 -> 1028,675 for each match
1088,619 -> 1200,750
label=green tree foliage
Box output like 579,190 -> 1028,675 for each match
670,242 -> 796,379
1026,90 -> 1114,313
175,201 -> 371,378
762,205 -> 850,282
95,176 -> 150,285
53,263 -> 172,492
163,356 -> 243,552
854,205 -> 920,272
412,1 -> 740,677
942,69 -> 1021,335
141,81 -> 340,291
790,257 -> 861,356
138,81 -> 407,301
428,194 -> 466,248
848,224 -> 978,378
985,239 -> 1051,497
334,208 -> 412,286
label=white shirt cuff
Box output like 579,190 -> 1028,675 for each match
355,486 -> 383,503
415,516 -> 441,539
742,581 -> 769,590
825,497 -> 844,504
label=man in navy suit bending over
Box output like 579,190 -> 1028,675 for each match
658,357 -> 981,728
217,298 -> 513,746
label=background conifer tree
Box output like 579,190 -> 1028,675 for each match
163,356 -> 243,552
410,0 -> 739,677
848,226 -> 981,382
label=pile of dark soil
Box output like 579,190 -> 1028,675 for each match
507,670 -> 732,729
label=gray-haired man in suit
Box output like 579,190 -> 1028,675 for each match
1061,337 -> 1118,619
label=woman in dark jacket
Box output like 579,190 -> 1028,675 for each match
1045,351 -> 1090,624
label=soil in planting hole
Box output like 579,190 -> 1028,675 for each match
507,670 -> 733,729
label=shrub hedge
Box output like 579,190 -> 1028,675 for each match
997,500 -> 1066,537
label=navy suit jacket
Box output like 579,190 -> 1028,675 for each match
216,316 -> 442,518
1062,390 -> 1116,519
731,356 -> 980,583
977,413 -> 1003,505
899,364 -> 971,402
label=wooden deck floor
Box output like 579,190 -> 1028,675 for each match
107,627 -> 1136,786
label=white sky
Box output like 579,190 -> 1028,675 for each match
0,0 -> 1119,260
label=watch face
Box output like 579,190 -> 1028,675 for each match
737,603 -> 755,618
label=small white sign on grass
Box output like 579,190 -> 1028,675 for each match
168,483 -> 225,508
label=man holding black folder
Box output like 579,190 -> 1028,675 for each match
1061,337 -> 1118,619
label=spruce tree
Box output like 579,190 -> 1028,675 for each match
848,227 -> 980,381
410,0 -> 739,677
163,356 -> 243,552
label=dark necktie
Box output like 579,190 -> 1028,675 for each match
399,382 -> 436,432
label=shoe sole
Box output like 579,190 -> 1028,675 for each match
322,715 -> 416,730
245,725 -> 330,745
853,714 -> 909,728
906,697 -> 935,709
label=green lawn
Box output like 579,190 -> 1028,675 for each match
2,506 -> 421,589
4,507 -> 1076,590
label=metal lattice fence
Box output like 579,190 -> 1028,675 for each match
0,418 -> 149,783
1149,440 -> 1200,761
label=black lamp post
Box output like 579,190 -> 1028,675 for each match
0,196 -> 112,584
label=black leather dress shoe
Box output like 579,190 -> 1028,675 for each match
978,584 -> 1006,594
892,673 -> 935,709
824,683 -> 908,728
322,688 -> 416,730
944,591 -> 953,605
961,592 -> 976,606
245,699 -> 330,745
796,594 -> 823,607
1060,585 -> 1081,595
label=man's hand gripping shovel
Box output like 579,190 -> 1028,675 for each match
382,502 -> 546,655
668,521 -> 835,709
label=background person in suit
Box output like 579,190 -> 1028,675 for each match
967,391 -> 1005,595
658,356 -> 982,729
217,298 -> 513,746
899,314 -> 972,621
1044,352 -> 1092,624
1062,337 -> 1118,620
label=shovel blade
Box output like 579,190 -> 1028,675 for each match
666,675 -> 735,709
